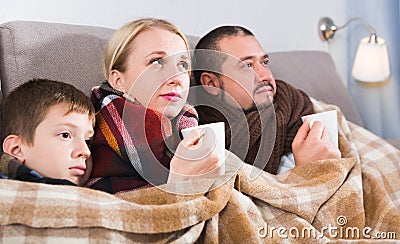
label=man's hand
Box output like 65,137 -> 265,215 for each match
292,118 -> 341,166
168,129 -> 222,183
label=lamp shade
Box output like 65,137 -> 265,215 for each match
352,37 -> 390,82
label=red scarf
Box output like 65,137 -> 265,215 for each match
87,82 -> 198,193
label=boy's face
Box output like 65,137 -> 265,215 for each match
20,103 -> 94,185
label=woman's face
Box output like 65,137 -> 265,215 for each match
111,27 -> 190,119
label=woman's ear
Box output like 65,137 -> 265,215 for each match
2,135 -> 25,162
200,72 -> 221,96
108,70 -> 126,92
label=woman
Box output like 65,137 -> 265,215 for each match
87,18 -> 221,193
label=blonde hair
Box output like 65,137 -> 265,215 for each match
104,18 -> 190,80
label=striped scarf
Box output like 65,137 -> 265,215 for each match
87,82 -> 198,193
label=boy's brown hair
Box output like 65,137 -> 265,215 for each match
1,78 -> 95,145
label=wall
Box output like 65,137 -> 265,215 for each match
347,0 -> 400,139
0,0 -> 348,82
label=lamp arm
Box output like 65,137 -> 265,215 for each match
318,17 -> 378,42
336,17 -> 376,35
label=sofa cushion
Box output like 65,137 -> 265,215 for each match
0,21 -> 115,97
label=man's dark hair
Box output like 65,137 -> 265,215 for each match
193,26 -> 254,85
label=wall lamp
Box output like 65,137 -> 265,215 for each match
318,17 -> 390,83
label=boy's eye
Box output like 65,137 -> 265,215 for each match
262,59 -> 269,66
85,137 -> 93,145
60,132 -> 71,139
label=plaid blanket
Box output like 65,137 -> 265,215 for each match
0,99 -> 399,243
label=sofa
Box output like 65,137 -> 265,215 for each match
0,21 -> 399,243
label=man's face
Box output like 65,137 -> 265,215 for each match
20,103 -> 94,185
217,35 -> 276,110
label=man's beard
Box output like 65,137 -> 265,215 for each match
252,82 -> 274,107
218,78 -> 274,112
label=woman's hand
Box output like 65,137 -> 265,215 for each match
168,129 -> 222,183
292,118 -> 341,166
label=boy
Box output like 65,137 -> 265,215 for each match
0,78 -> 95,186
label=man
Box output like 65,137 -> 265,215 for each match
192,26 -> 340,174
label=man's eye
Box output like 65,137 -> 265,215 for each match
262,60 -> 269,66
241,62 -> 252,69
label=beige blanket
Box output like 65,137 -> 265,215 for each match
0,100 -> 399,243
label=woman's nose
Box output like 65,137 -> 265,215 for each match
167,72 -> 189,86
168,76 -> 183,85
